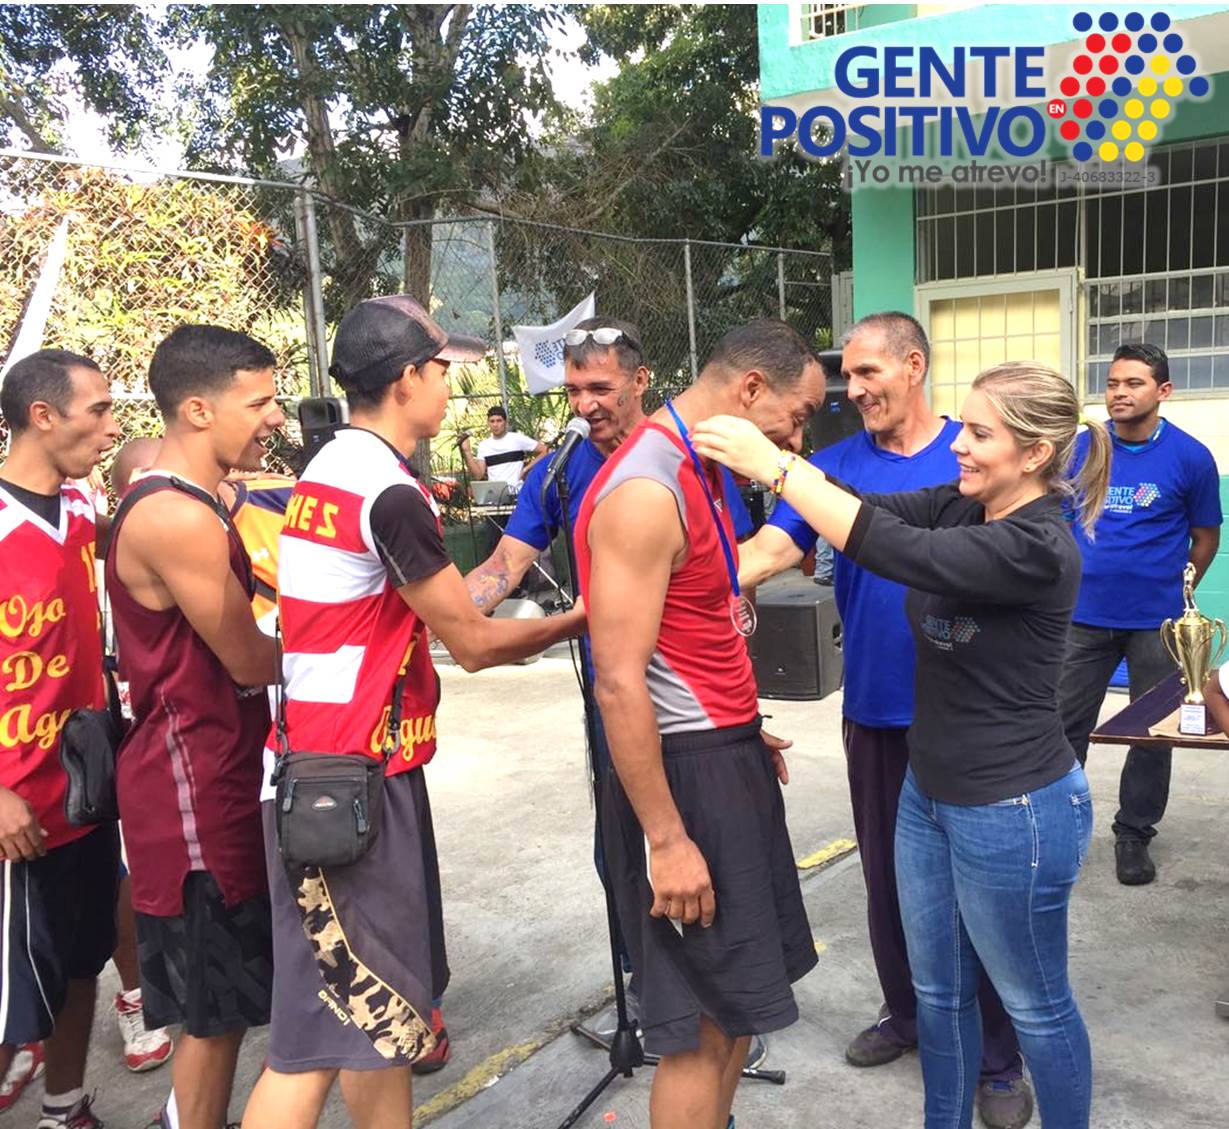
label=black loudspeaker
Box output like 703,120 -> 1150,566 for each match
298,397 -> 345,458
751,575 -> 844,701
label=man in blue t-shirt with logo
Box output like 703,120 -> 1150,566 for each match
739,312 -> 1032,1129
1061,342 -> 1222,887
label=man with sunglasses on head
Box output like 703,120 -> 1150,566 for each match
466,319 -> 754,612
462,317 -> 765,1068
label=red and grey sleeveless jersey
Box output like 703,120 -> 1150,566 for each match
276,428 -> 441,773
0,483 -> 104,850
574,420 -> 759,734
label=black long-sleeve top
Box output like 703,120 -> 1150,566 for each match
843,482 -> 1082,805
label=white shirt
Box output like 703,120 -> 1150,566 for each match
477,431 -> 538,486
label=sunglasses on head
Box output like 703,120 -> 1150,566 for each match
564,326 -> 641,352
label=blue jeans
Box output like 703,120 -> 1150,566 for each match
895,764 -> 1093,1129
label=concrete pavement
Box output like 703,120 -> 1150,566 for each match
7,639 -> 1228,1128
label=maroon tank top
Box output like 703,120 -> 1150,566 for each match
105,476 -> 270,916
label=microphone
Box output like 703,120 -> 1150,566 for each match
540,417 -> 591,505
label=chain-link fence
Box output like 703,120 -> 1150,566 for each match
1,148 -> 835,543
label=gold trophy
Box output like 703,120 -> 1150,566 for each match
1160,562 -> 1228,735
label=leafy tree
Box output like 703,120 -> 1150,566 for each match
172,4 -> 563,314
0,5 -> 175,152
501,4 -> 849,374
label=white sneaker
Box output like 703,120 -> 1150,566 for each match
114,990 -> 174,1072
0,1042 -> 44,1112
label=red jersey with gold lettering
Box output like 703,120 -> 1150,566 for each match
274,428 -> 442,775
0,483 -> 104,849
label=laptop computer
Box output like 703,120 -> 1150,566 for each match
472,480 -> 513,506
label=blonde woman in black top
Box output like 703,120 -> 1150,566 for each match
694,363 -> 1112,1129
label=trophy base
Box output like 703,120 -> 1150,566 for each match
1179,703 -> 1216,736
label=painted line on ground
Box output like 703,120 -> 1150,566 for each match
796,837 -> 857,871
417,986 -> 612,1124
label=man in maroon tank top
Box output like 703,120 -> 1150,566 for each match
578,321 -> 825,1129
106,325 -> 285,1129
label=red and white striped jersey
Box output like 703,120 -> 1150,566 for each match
0,482 -> 104,849
275,428 -> 441,775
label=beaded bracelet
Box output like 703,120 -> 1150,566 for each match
771,452 -> 798,496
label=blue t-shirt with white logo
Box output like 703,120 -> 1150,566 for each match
768,419 -> 963,729
1070,419 -> 1222,629
505,436 -> 753,550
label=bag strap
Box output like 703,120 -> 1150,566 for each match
273,618 -> 413,769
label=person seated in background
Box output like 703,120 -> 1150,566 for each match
458,405 -> 546,492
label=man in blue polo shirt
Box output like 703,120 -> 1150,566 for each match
1061,342 -> 1222,887
738,312 -> 1032,1129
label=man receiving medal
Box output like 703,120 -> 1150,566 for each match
574,320 -> 824,1128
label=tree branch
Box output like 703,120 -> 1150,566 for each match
0,67 -> 54,152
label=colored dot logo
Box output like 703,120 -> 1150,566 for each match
1133,482 -> 1161,508
1056,12 -> 1210,162
951,617 -> 981,645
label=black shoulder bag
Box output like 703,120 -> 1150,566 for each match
59,656 -> 127,826
272,627 -> 411,871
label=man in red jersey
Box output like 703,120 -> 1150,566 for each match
241,296 -> 584,1129
106,325 -> 285,1129
0,349 -> 120,1129
575,320 -> 825,1129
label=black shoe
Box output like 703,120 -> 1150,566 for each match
1115,838 -> 1156,885
845,1020 -> 915,1067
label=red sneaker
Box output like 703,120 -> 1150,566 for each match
0,1042 -> 44,1112
115,990 -> 174,1072
411,1007 -> 451,1075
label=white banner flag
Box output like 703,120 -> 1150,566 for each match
512,292 -> 596,394
1,216 -> 71,385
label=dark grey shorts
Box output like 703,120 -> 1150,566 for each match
263,768 -> 449,1072
602,721 -> 818,1056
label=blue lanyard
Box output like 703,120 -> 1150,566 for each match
664,400 -> 741,599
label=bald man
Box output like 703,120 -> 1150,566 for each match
109,437 -> 161,499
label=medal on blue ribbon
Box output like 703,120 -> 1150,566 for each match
665,400 -> 757,638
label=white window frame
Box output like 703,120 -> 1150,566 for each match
915,269 -> 1082,402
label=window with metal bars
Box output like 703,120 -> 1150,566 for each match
800,3 -> 860,41
915,137 -> 1229,396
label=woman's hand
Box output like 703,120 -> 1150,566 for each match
691,415 -> 782,483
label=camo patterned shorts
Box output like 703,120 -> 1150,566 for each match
262,768 -> 450,1071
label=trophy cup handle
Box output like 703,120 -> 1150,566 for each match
1161,618 -> 1181,670
1212,619 -> 1229,670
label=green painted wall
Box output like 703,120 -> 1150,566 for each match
1192,478 -> 1229,626
851,186 -> 915,318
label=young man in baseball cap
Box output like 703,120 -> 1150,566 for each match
242,296 -> 584,1129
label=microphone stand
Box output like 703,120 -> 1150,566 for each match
552,458 -> 784,1129
554,463 -> 645,1128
